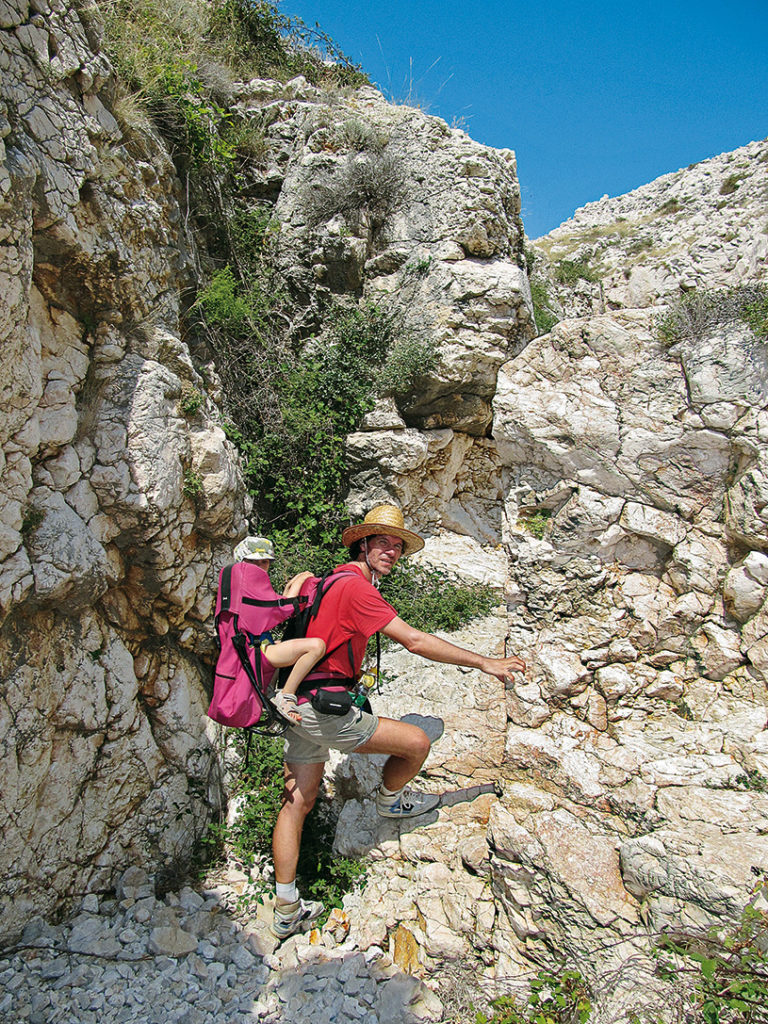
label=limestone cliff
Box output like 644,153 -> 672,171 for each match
1,2 -> 767,1019
0,0 -> 533,944
532,137 -> 768,316
0,0 -> 248,940
329,144 -> 768,1016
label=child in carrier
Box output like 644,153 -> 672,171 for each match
234,536 -> 325,725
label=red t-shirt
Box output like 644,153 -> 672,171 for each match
302,563 -> 397,678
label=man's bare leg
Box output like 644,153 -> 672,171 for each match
353,717 -> 431,791
273,760 -> 324,884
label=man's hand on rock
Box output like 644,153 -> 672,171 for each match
480,654 -> 526,683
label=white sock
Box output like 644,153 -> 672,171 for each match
378,784 -> 403,801
276,880 -> 297,904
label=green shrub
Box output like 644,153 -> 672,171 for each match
379,333 -> 437,396
477,969 -> 592,1024
656,284 -> 768,348
529,278 -> 559,335
720,174 -> 741,196
741,288 -> 768,341
404,255 -> 432,276
653,887 -> 768,1023
382,562 -> 497,634
218,733 -> 367,924
734,769 -> 768,793
553,258 -> 598,287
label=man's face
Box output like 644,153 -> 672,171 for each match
250,559 -> 272,571
365,534 -> 404,575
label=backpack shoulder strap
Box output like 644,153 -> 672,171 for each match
216,564 -> 235,625
308,569 -> 357,618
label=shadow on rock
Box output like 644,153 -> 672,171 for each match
400,713 -> 445,743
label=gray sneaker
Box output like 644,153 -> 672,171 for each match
271,897 -> 324,940
376,786 -> 440,819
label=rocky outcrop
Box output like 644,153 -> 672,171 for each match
532,136 -> 768,317
0,0 -> 249,940
2,2 -> 767,1019
324,143 -> 768,1019
230,74 -> 534,545
0,0 -> 533,942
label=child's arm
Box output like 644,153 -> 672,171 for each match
282,571 -> 313,599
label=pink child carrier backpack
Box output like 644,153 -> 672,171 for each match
208,562 -> 303,731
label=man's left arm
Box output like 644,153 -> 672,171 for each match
382,616 -> 525,684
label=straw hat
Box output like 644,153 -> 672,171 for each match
341,504 -> 424,556
234,536 -> 276,562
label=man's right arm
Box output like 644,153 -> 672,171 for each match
382,616 -> 525,684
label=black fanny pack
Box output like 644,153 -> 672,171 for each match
310,688 -> 353,716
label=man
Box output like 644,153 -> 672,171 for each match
271,504 -> 526,940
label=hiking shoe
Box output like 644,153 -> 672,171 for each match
271,898 -> 324,940
376,786 -> 440,819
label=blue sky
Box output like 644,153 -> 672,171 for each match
283,0 -> 768,238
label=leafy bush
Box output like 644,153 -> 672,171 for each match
382,562 -> 497,634
529,278 -> 559,335
653,887 -> 768,1024
208,0 -> 367,86
656,285 -> 768,348
477,969 -> 592,1024
379,333 -> 437,395
217,733 -> 366,924
198,278 -> 434,550
553,258 -> 599,287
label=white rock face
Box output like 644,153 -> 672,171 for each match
327,138 -> 768,1018
533,136 -> 768,314
0,0 -> 529,947
0,1 -> 250,939
231,75 -> 533,545
2,4 -> 767,1019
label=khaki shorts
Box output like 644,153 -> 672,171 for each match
283,701 -> 379,765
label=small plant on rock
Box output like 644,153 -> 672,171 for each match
553,258 -> 599,287
734,769 -> 768,793
179,384 -> 204,416
720,174 -> 742,196
306,151 -> 406,230
658,197 -> 682,216
477,969 -> 592,1024
183,468 -> 203,497
20,507 -> 45,536
653,884 -> 768,1023
520,509 -> 552,539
